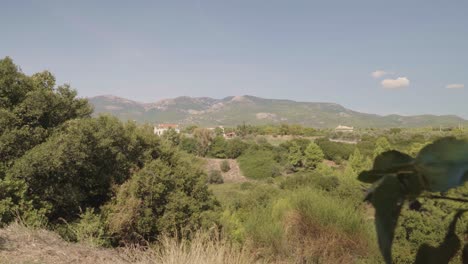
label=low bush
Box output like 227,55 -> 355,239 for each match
279,172 -> 339,192
220,160 -> 231,172
237,150 -> 281,179
57,208 -> 109,247
208,170 -> 224,184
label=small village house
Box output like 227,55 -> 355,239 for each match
154,124 -> 180,136
335,125 -> 354,132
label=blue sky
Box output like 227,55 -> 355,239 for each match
2,0 -> 467,117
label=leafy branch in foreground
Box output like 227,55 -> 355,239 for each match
358,137 -> 468,264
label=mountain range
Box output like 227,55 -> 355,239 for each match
88,95 -> 467,128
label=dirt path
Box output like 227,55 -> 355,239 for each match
203,158 -> 247,183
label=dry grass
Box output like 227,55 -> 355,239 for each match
0,223 -> 124,264
0,224 -> 259,264
121,231 -> 259,264
283,211 -> 372,264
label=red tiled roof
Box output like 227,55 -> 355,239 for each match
158,124 -> 179,129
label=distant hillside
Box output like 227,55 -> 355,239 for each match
88,95 -> 467,128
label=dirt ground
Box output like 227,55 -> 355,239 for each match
0,224 -> 127,264
203,158 -> 248,183
0,224 -> 258,264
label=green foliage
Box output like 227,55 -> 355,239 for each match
209,136 -> 227,158
373,137 -> 392,158
415,137 -> 468,192
279,172 -> 339,192
408,142 -> 427,157
279,138 -> 311,152
208,170 -> 224,184
161,128 -> 180,146
225,138 -> 249,159
303,142 -> 324,169
182,125 -> 198,134
282,139 -> 322,171
287,142 -> 303,169
71,208 -> 109,247
0,58 -> 223,249
315,138 -> 355,163
392,183 -> 468,263
104,153 -> 219,244
359,137 -> 468,263
348,148 -> 368,174
0,57 -> 92,166
193,128 -> 215,156
357,138 -> 378,157
238,150 -> 281,179
242,188 -> 376,261
179,136 -> 198,154
214,127 -> 224,136
220,160 -> 231,173
2,116 -> 161,222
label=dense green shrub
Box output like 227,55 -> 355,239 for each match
358,138 -> 468,263
0,57 -> 92,167
373,136 -> 391,157
179,136 -> 197,154
357,138 -> 377,157
287,142 -> 303,169
225,138 -> 249,159
103,153 -> 220,244
392,183 -> 468,264
209,136 -> 227,158
238,150 -> 281,179
208,170 -> 224,184
303,142 -> 324,169
279,138 -> 311,153
161,128 -> 181,146
315,138 -> 355,163
2,116 -> 160,222
220,160 -> 231,172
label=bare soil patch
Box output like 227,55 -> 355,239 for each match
203,158 -> 248,183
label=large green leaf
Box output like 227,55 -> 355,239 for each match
369,175 -> 405,264
358,151 -> 414,184
415,137 -> 468,192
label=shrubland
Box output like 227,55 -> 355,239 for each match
1,57 -> 467,263
0,57 -> 219,247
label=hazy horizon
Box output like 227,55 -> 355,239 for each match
2,1 -> 467,118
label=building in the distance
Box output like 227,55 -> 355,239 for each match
154,124 -> 180,136
335,125 -> 354,133
224,131 -> 237,138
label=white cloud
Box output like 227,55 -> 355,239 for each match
371,70 -> 391,78
381,77 -> 410,89
445,83 -> 464,89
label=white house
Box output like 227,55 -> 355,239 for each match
335,125 -> 354,132
154,124 -> 180,136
